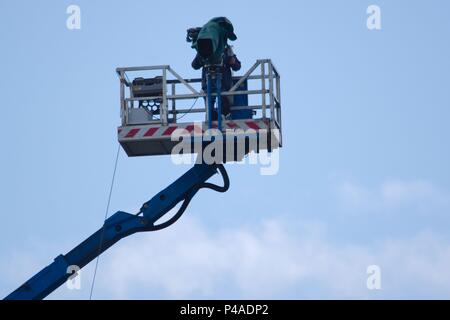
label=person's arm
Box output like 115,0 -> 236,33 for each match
229,55 -> 241,71
191,54 -> 203,70
226,47 -> 241,71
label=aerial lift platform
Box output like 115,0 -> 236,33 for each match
5,59 -> 282,300
117,59 -> 282,159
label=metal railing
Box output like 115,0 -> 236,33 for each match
116,59 -> 281,129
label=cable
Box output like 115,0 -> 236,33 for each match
199,164 -> 230,193
88,160 -> 228,296
149,164 -> 229,231
148,189 -> 197,232
176,97 -> 199,121
88,144 -> 121,300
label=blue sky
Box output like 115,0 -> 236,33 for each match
1,0 -> 450,299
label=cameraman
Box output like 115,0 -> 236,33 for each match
192,46 -> 241,120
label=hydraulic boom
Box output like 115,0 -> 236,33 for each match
5,163 -> 229,300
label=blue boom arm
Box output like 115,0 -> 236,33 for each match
5,163 -> 229,300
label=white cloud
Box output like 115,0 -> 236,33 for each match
4,179 -> 450,300
381,180 -> 437,205
337,179 -> 449,214
337,181 -> 372,210
91,216 -> 450,299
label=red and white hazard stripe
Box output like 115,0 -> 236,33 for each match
118,119 -> 270,140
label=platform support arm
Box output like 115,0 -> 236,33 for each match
5,163 -> 225,300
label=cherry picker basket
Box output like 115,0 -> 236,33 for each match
116,60 -> 282,161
